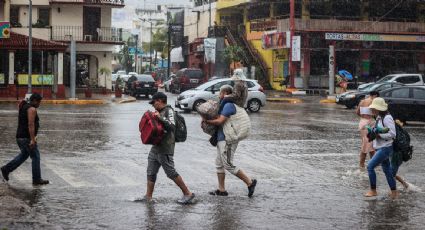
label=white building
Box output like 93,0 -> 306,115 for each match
184,1 -> 217,43
0,0 -> 124,98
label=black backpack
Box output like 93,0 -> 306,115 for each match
393,123 -> 413,162
174,111 -> 187,142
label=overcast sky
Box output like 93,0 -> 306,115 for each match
112,0 -> 193,30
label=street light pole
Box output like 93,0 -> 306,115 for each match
149,21 -> 153,71
208,0 -> 212,79
27,0 -> 33,94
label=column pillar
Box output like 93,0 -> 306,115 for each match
57,52 -> 65,98
302,0 -> 310,20
361,50 -> 370,80
4,0 -> 10,21
301,35 -> 310,88
361,0 -> 369,21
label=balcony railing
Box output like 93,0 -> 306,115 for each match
49,0 -> 124,6
277,19 -> 425,34
51,26 -> 123,43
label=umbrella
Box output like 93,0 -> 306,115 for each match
338,70 -> 353,80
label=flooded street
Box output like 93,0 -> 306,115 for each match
1,93 -> 425,229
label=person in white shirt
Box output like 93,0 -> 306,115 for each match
364,97 -> 398,199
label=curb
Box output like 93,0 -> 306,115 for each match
116,97 -> 137,104
266,98 -> 303,104
0,99 -> 105,105
320,99 -> 336,104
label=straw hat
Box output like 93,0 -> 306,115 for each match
369,97 -> 388,111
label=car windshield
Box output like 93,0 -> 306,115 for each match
136,75 -> 154,82
194,79 -> 226,90
376,75 -> 395,83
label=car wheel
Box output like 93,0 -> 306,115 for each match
145,94 -> 149,98
247,99 -> 261,113
193,99 -> 206,111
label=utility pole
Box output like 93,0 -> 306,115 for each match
289,0 -> 295,88
208,0 -> 212,79
167,23 -> 171,78
70,37 -> 76,99
135,34 -> 138,73
149,21 -> 153,70
27,0 -> 33,95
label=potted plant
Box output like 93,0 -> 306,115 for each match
83,77 -> 97,98
115,76 -> 123,98
99,67 -> 112,95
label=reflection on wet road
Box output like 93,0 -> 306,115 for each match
1,94 -> 424,229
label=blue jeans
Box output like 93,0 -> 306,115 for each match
3,138 -> 41,181
367,145 -> 396,190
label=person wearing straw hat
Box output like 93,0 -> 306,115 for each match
364,97 -> 398,198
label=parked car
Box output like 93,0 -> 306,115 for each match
358,74 -> 424,91
336,82 -> 404,109
116,70 -> 126,75
128,74 -> 158,98
171,68 -> 204,93
164,74 -> 176,92
175,78 -> 266,113
380,86 -> 425,123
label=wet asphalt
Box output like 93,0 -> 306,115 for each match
0,93 -> 425,230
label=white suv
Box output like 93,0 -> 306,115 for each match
175,78 -> 266,112
358,74 -> 424,90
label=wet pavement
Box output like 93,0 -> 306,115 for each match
1,93 -> 425,229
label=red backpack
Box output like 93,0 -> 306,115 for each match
139,111 -> 165,145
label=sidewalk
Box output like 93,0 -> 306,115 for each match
265,90 -> 337,104
0,94 -> 137,105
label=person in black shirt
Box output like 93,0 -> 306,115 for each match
1,93 -> 49,185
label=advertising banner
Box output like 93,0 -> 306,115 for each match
262,31 -> 290,50
18,74 -> 54,85
204,38 -> 217,64
291,36 -> 301,62
0,22 -> 10,38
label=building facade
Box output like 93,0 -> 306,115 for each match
0,0 -> 124,98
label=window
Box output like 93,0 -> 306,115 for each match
10,7 -> 20,27
390,88 -> 410,98
375,84 -> 391,91
246,81 -> 256,88
413,89 -> 425,100
38,8 -> 50,27
396,76 -> 420,84
206,81 -> 231,92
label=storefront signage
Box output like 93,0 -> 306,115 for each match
217,0 -> 250,9
0,74 -> 5,84
204,38 -> 216,64
18,74 -> 54,85
262,31 -> 290,50
325,33 -> 425,43
0,22 -> 10,38
291,36 -> 301,62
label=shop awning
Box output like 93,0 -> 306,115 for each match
0,32 -> 68,51
170,47 -> 184,63
217,0 -> 251,9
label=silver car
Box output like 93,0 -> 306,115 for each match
175,78 -> 266,112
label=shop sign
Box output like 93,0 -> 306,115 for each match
18,74 -> 54,85
291,36 -> 301,62
0,22 -> 10,38
0,73 -> 5,84
262,31 -> 290,50
325,33 -> 425,43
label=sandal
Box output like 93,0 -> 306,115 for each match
208,189 -> 228,196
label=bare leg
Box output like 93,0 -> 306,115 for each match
236,170 -> 253,186
173,176 -> 192,196
359,152 -> 367,168
217,173 -> 226,191
146,180 -> 155,199
395,175 -> 409,189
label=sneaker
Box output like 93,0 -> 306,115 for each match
248,179 -> 257,198
134,195 -> 154,203
1,167 -> 9,181
177,193 -> 195,205
208,189 -> 228,196
33,179 -> 49,185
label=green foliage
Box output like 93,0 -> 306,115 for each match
223,45 -> 245,67
119,39 -> 134,73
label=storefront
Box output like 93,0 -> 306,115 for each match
0,32 -> 67,98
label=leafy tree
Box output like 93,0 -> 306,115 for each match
119,38 -> 134,73
223,45 -> 245,70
